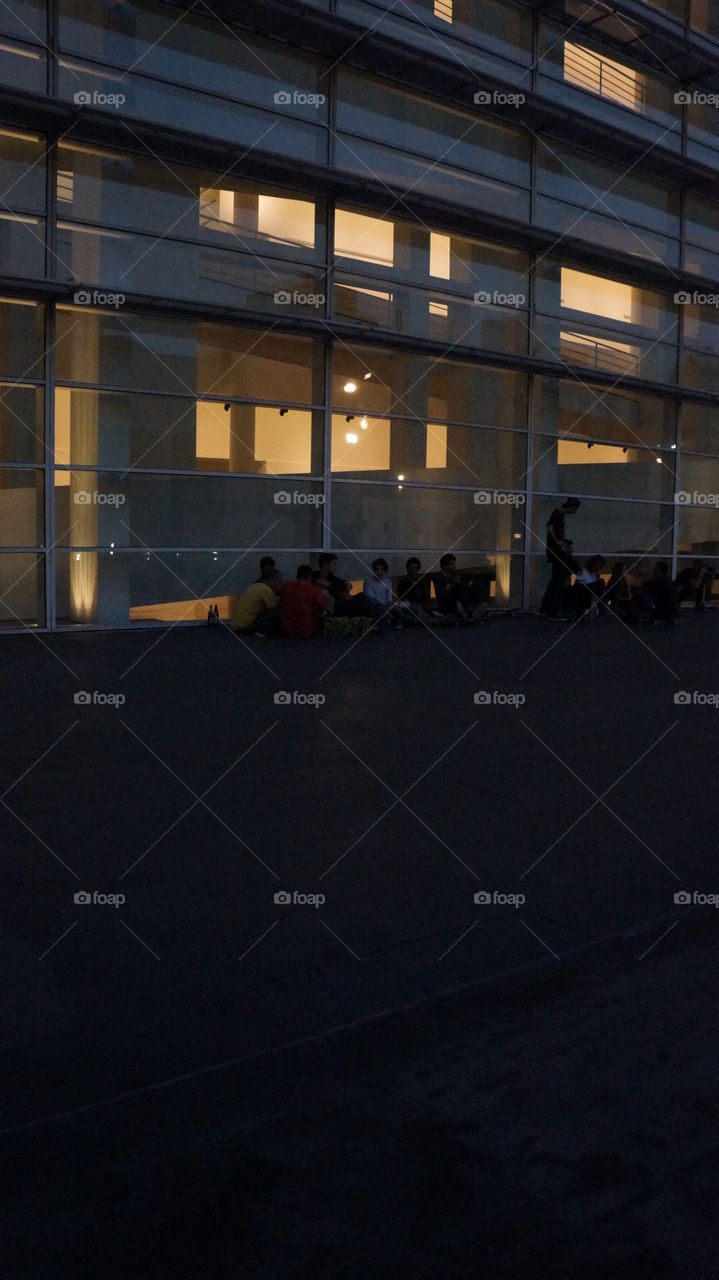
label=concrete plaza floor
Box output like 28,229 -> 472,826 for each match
2,612 -> 718,1276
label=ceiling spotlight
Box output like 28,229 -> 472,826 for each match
363,372 -> 372,380
655,456 -> 662,463
513,532 -> 522,540
279,408 -> 289,416
346,414 -> 355,423
224,403 -> 230,411
397,474 -> 405,481
346,432 -> 358,444
587,442 -> 593,449
622,446 -> 628,454
360,417 -> 368,430
344,381 -> 357,393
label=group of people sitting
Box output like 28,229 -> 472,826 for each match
540,496 -> 714,624
544,554 -> 715,625
231,553 -> 491,639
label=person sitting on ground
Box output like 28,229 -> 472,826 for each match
631,561 -> 678,624
255,555 -> 276,582
314,552 -> 345,597
674,559 -> 715,611
605,562 -> 632,619
571,555 -> 607,620
432,554 -> 486,622
233,568 -> 282,635
361,558 -> 402,626
277,564 -> 333,638
396,557 -> 432,625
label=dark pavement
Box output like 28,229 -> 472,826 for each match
2,612 -> 718,1276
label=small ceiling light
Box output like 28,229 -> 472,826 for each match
622,446 -> 628,454
398,484 -> 403,491
224,403 -> 230,411
363,372 -> 372,380
398,474 -> 405,481
587,442 -> 593,449
655,456 -> 662,463
344,381 -> 357,393
513,532 -> 522,540
346,414 -> 355,423
279,408 -> 288,416
360,417 -> 368,429
346,432 -> 358,444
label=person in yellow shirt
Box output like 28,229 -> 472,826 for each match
233,568 -> 282,635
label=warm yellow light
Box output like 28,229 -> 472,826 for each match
346,432 -> 358,444
344,382 -> 357,393
360,417 -> 368,429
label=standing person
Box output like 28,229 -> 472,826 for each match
540,497 -> 581,619
396,557 -> 432,625
232,567 -> 282,635
361,558 -> 402,626
277,564 -> 333,638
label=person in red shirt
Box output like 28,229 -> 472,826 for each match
277,564 -> 333,638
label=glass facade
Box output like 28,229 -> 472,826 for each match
0,0 -> 718,627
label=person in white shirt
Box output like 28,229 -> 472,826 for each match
573,555 -> 606,620
361,558 -> 402,627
